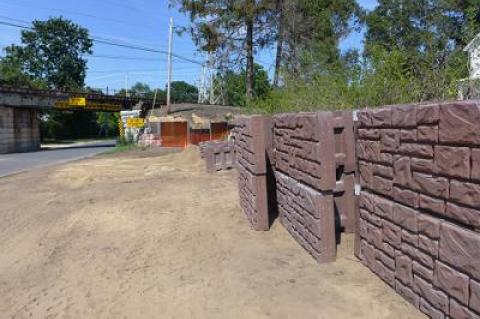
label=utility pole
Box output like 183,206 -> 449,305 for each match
198,64 -> 206,104
125,73 -> 129,98
166,17 -> 174,114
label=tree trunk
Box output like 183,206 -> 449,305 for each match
245,0 -> 254,100
273,0 -> 284,87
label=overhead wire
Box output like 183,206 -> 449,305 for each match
0,0 -> 162,31
0,19 -> 205,66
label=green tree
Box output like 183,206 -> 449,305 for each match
172,0 -> 277,100
4,17 -> 93,89
170,81 -> 198,103
279,0 -> 363,78
220,63 -> 271,106
0,57 -> 45,88
365,0 -> 480,100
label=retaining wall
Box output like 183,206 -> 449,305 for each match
273,112 -> 337,263
356,101 -> 480,319
202,140 -> 235,173
333,110 -> 357,233
233,116 -> 273,231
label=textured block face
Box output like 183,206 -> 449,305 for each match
275,171 -> 336,263
434,146 -> 470,179
356,101 -> 480,319
439,102 -> 480,145
439,223 -> 480,279
273,111 -> 338,263
202,140 -> 235,173
233,116 -> 273,231
274,112 -> 335,191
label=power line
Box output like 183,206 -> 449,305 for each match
0,19 -> 205,66
0,0 -> 161,31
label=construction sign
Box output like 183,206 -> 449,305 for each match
126,118 -> 145,128
54,97 -> 86,109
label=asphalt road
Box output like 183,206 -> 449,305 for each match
0,140 -> 115,178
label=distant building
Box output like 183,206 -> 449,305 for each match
458,33 -> 480,99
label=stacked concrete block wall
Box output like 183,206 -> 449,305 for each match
233,116 -> 273,231
333,110 -> 357,234
273,112 -> 337,263
203,140 -> 235,173
0,106 -> 40,154
356,101 -> 480,319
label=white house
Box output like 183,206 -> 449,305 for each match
464,32 -> 480,79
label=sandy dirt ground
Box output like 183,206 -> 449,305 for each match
0,146 -> 425,319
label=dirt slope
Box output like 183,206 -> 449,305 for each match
0,147 -> 425,319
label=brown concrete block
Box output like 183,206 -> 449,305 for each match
412,172 -> 449,199
439,101 -> 480,146
393,203 -> 418,232
393,156 -> 413,187
381,129 -> 400,152
450,298 -> 480,319
396,280 -> 420,308
418,235 -> 438,257
444,202 -> 480,228
357,109 -> 372,127
450,180 -> 480,208
359,191 -> 374,212
417,104 -> 440,125
373,164 -> 393,179
357,139 -> 381,162
401,243 -> 418,258
419,298 -> 445,319
470,280 -> 480,314
358,128 -> 380,140
383,220 -> 402,248
370,108 -> 392,127
334,174 -> 356,233
411,157 -> 434,174
417,213 -> 441,239
472,148 -> 480,181
439,222 -> 480,279
413,261 -> 434,282
359,161 -> 373,187
392,104 -> 417,128
401,129 -> 417,142
393,187 -> 419,208
398,143 -> 434,158
333,110 -> 356,173
434,146 -> 470,179
417,125 -> 439,143
371,193 -> 394,220
374,259 -> 396,287
372,175 -> 393,197
413,275 -> 449,314
419,194 -> 445,215
434,261 -> 470,305
402,230 -> 418,247
377,250 -> 396,270
415,248 -> 434,269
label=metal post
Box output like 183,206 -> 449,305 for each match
125,73 -> 128,98
166,17 -> 174,113
152,88 -> 158,112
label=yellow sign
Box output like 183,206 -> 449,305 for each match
54,97 -> 86,109
126,118 -> 145,128
69,97 -> 86,106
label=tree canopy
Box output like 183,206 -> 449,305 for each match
3,17 -> 93,90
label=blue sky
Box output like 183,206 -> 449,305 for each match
0,0 -> 378,92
